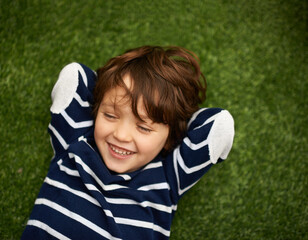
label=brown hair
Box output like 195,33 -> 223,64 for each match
93,46 -> 206,151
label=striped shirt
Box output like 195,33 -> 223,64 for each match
21,63 -> 234,240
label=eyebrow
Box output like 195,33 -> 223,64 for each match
100,103 -> 116,107
100,102 -> 151,122
138,114 -> 151,121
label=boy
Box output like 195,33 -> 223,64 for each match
22,46 -> 234,239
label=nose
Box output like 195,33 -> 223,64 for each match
113,121 -> 133,142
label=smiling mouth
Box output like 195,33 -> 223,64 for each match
108,143 -> 135,156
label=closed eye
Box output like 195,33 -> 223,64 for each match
104,113 -> 117,120
138,125 -> 153,133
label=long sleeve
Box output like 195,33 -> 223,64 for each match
22,63 -> 234,240
165,108 -> 235,203
48,62 -> 96,158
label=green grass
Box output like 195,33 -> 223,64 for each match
0,0 -> 307,239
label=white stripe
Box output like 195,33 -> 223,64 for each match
137,183 -> 170,191
35,198 -> 121,240
193,114 -> 218,131
183,137 -> 209,150
74,92 -> 90,107
83,184 -> 116,217
44,177 -> 100,207
105,197 -> 177,213
188,108 -> 220,131
103,209 -> 114,218
185,110 -> 221,151
179,179 -> 201,196
173,148 -> 211,196
61,110 -> 93,128
116,174 -> 131,181
187,108 -> 207,127
85,183 -> 100,191
83,138 -> 98,151
57,159 -> 80,177
85,183 -> 177,213
114,217 -> 170,237
69,153 -> 128,191
48,124 -> 69,150
76,64 -> 88,87
176,147 -> 212,174
50,136 -> 56,156
142,161 -> 163,171
173,149 -> 181,195
27,219 -> 71,240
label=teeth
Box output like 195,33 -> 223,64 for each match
110,145 -> 133,156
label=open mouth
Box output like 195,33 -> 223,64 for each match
108,143 -> 135,157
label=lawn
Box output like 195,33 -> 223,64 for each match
0,0 -> 307,239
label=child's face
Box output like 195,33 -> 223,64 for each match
94,75 -> 169,174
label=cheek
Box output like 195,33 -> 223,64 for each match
137,141 -> 154,153
136,135 -> 168,154
94,119 -> 109,140
94,127 -> 101,145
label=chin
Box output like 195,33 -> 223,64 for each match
105,162 -> 129,174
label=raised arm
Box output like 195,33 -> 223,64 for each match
165,108 -> 235,202
48,63 -> 97,158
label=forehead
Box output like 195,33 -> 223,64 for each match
101,83 -> 150,120
102,85 -> 129,105
102,74 -> 132,104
